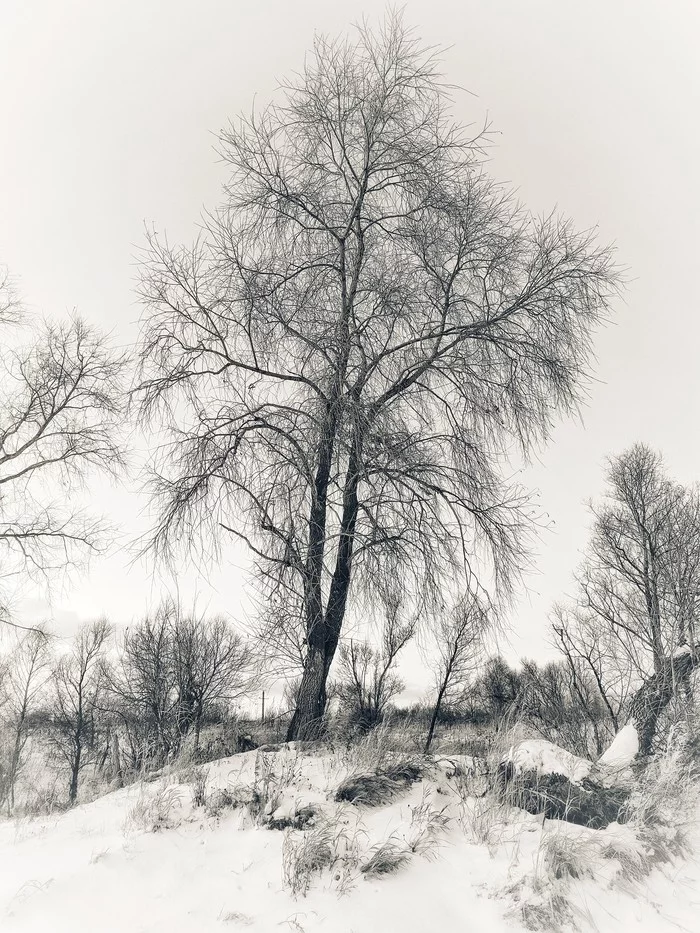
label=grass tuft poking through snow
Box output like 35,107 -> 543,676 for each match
360,835 -> 412,878
125,784 -> 183,834
281,820 -> 337,897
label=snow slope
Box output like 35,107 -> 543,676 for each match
0,747 -> 698,933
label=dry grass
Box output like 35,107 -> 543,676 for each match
282,821 -> 337,897
334,756 -> 427,807
125,785 -> 182,833
187,766 -> 210,809
360,835 -> 411,878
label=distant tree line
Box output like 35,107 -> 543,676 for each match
0,607 -> 253,812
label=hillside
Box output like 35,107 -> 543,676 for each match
1,743 -> 698,933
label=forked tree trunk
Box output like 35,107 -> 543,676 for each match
287,642 -> 328,740
287,440 -> 361,742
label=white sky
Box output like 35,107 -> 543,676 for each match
1,1 -> 699,691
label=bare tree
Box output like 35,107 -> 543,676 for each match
106,605 -> 177,766
0,273 -> 126,627
562,443 -> 700,754
424,591 -> 488,753
0,265 -> 22,327
0,628 -> 51,813
134,14 -> 619,739
471,656 -> 522,725
335,605 -> 415,732
48,620 -> 110,804
551,607 -> 630,739
171,613 -> 253,752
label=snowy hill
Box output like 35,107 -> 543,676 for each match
0,745 -> 698,933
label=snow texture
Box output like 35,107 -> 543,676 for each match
598,723 -> 640,770
505,738 -> 593,782
0,746 -> 699,932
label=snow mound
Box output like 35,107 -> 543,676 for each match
505,739 -> 592,783
598,724 -> 639,770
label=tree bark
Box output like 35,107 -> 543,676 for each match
626,646 -> 699,757
424,682 -> 448,755
69,741 -> 82,805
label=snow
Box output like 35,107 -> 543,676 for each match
673,644 -> 693,658
505,739 -> 593,782
0,745 -> 699,932
598,723 -> 640,770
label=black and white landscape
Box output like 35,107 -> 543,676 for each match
1,3 -> 699,932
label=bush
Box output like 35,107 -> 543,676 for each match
502,769 -> 630,830
335,756 -> 427,807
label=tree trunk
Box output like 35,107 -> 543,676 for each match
287,641 -> 328,740
627,646 -> 699,757
288,435 -> 361,741
69,742 -> 82,805
424,683 -> 447,754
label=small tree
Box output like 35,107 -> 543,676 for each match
424,591 -> 488,753
171,613 -> 253,752
563,444 -> 700,754
135,14 -> 619,739
106,605 -> 177,766
471,656 -> 522,725
48,620 -> 110,804
335,606 -> 415,732
0,629 -> 51,812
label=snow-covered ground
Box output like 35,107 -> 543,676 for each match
0,746 -> 698,933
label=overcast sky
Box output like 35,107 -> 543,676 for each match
1,1 -> 699,687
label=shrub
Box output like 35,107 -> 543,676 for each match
502,769 -> 630,830
335,756 -> 427,807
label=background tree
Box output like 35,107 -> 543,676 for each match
552,607 -> 630,740
0,628 -> 51,813
48,620 -> 110,804
0,271 -> 126,629
171,613 -> 253,752
424,590 -> 489,753
135,14 -> 619,739
471,656 -> 522,726
335,602 -> 415,732
561,443 -> 700,754
106,605 -> 177,767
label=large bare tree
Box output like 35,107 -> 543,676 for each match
0,271 -> 126,627
135,15 -> 618,739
